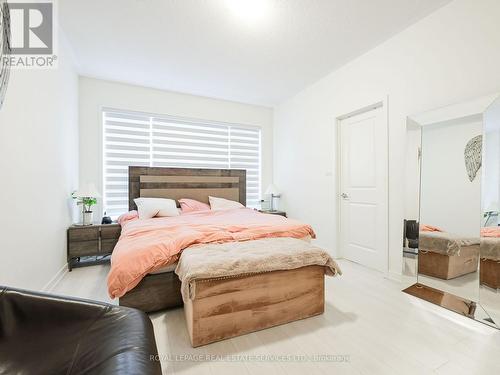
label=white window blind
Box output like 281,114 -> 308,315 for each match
103,109 -> 261,217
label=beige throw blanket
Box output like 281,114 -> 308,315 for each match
175,237 -> 342,302
419,231 -> 480,256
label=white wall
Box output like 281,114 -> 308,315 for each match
483,97 -> 500,225
420,119 -> 482,237
0,30 -> 79,290
273,0 -> 500,276
79,77 -> 274,216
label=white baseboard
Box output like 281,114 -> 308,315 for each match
385,270 -> 402,283
42,263 -> 68,292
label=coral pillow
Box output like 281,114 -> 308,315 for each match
179,198 -> 210,213
117,210 -> 139,225
481,227 -> 500,237
209,196 -> 244,211
420,224 -> 443,232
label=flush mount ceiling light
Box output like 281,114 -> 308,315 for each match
225,0 -> 271,27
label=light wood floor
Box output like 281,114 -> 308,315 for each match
53,260 -> 500,375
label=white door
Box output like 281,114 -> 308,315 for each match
339,106 -> 388,272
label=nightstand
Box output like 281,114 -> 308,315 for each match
258,210 -> 287,217
67,223 -> 121,271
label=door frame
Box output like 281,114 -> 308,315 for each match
334,96 -> 389,274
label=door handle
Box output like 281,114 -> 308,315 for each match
341,193 -> 349,199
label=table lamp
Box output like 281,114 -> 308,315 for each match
265,183 -> 281,212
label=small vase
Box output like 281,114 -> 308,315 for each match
83,211 -> 93,225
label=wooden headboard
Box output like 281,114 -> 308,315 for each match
128,167 -> 246,211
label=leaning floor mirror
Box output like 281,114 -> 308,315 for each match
403,94 -> 500,329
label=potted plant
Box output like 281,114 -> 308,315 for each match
72,184 -> 100,225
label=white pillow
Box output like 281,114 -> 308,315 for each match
209,196 -> 244,211
134,198 -> 180,219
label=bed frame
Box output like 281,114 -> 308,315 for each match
418,245 -> 479,280
480,258 -> 500,289
118,166 -> 247,313
185,265 -> 325,347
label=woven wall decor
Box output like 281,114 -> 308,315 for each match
464,135 -> 482,182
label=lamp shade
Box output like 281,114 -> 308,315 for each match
265,183 -> 280,196
73,183 -> 101,198
485,201 -> 499,212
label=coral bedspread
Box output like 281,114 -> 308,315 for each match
107,208 -> 316,298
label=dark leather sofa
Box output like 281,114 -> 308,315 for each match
0,286 -> 162,374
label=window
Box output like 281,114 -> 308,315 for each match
102,109 -> 261,217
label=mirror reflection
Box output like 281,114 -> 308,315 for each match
480,96 -> 500,326
403,94 -> 500,329
418,115 -> 481,303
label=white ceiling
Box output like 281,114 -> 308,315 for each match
60,0 -> 452,107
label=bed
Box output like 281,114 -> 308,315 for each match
115,166 -> 340,325
480,236 -> 500,289
418,230 -> 480,280
177,237 -> 339,346
117,167 -> 247,312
